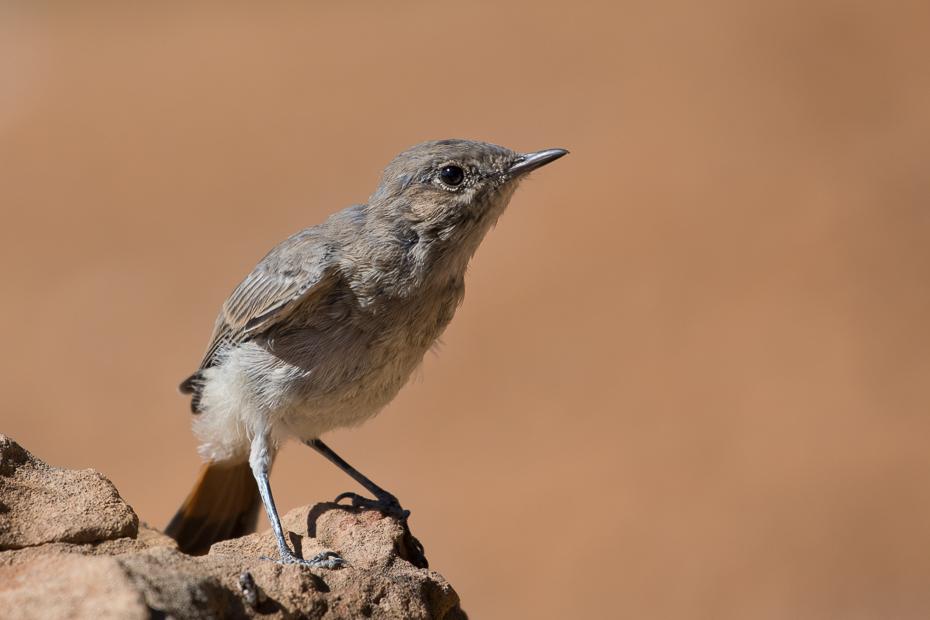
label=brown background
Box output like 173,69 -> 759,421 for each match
1,1 -> 928,618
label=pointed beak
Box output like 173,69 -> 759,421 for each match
505,148 -> 569,177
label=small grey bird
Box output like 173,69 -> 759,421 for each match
166,139 -> 567,567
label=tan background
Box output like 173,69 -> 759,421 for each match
2,2 -> 928,618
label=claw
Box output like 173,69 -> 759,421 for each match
334,491 -> 357,504
260,549 -> 349,569
334,491 -> 411,519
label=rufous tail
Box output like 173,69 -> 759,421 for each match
165,461 -> 261,555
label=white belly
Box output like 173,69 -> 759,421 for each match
192,323 -> 434,463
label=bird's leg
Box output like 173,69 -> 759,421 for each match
250,434 -> 346,569
306,438 -> 428,568
305,438 -> 410,520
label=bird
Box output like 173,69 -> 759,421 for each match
165,139 -> 568,567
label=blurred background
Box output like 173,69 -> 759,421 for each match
1,1 -> 928,618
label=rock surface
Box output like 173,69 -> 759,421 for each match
0,434 -> 139,550
0,436 -> 466,619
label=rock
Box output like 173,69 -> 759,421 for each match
0,554 -> 150,620
204,503 -> 461,619
0,436 -> 467,619
0,435 -> 139,550
0,523 -> 177,567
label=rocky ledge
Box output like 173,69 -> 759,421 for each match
0,435 -> 466,620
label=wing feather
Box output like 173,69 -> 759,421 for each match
190,228 -> 337,375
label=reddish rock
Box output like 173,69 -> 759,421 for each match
0,436 -> 466,619
0,435 -> 138,550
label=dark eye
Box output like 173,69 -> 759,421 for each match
439,165 -> 465,187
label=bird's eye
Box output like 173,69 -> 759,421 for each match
439,165 -> 465,187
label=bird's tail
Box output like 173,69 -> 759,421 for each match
165,460 -> 261,555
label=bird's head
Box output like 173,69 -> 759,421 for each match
369,139 -> 567,272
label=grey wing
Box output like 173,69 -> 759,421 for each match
179,229 -> 337,409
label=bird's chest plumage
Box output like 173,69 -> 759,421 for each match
240,275 -> 464,431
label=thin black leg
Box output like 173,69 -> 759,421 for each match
305,438 -> 410,519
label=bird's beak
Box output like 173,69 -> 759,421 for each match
505,149 -> 569,177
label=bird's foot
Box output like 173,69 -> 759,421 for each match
335,491 -> 411,520
260,549 -> 348,569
